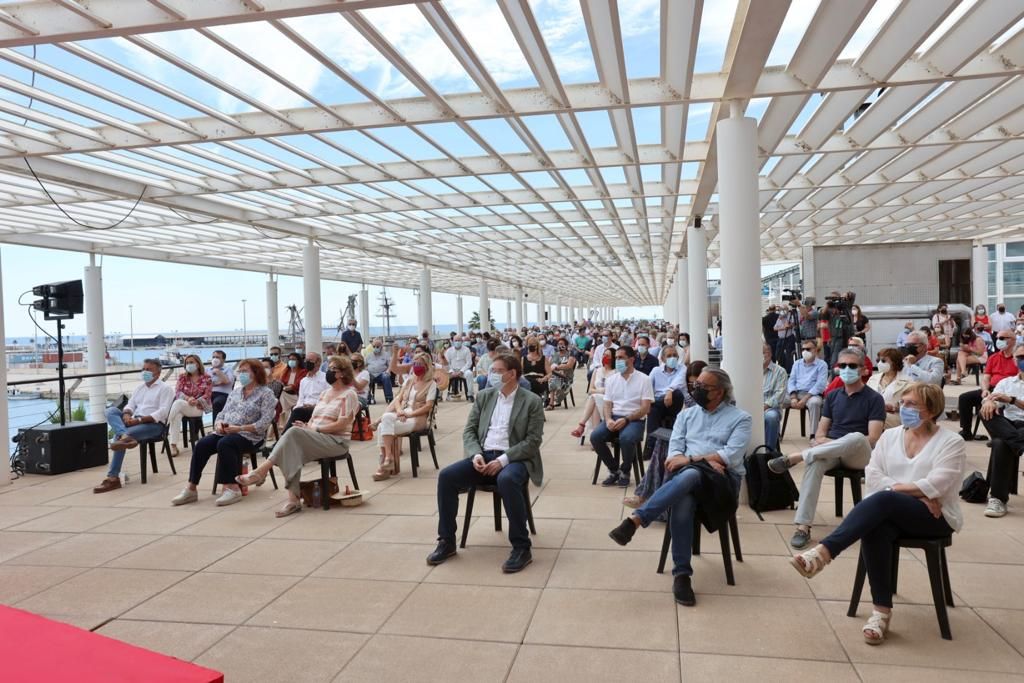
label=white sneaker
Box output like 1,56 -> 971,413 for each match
171,488 -> 198,506
215,488 -> 244,507
985,497 -> 1007,518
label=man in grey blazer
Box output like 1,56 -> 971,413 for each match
428,352 -> 545,573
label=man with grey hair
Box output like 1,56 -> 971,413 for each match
763,343 -> 789,448
608,368 -> 751,606
768,347 -> 886,549
901,330 -> 944,385
94,358 -> 174,493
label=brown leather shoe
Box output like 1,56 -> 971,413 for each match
109,436 -> 138,451
93,477 -> 122,494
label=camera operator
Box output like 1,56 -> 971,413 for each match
901,331 -> 944,385
774,297 -> 800,374
823,291 -> 856,369
763,305 -> 779,351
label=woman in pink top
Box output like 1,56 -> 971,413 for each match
237,355 -> 359,517
168,354 -> 212,456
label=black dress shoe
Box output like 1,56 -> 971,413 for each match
426,539 -> 457,566
601,471 -> 621,487
673,575 -> 696,606
502,547 -> 533,573
609,518 -> 637,546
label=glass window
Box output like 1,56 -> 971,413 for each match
987,244 -> 996,261
1004,296 -> 1024,317
1004,262 -> 1024,294
1006,242 -> 1024,258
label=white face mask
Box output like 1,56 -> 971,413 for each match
802,350 -> 814,362
876,361 -> 891,374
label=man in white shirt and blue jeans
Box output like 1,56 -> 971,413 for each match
979,343 -> 1024,518
592,345 -> 654,487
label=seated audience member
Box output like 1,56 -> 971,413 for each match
371,352 -> 438,481
238,355 -> 360,517
336,341 -> 352,357
208,349 -> 234,419
634,334 -> 658,375
647,345 -> 687,437
975,322 -> 994,351
787,339 -> 829,440
167,354 -> 212,456
172,359 -> 277,506
545,339 -> 577,410
978,345 -> 1024,518
790,383 -> 965,645
763,343 -> 789,449
287,351 -> 327,430
958,329 -> 1018,441
365,338 -> 394,403
608,368 -> 751,606
427,353 -> 544,572
268,346 -> 286,381
769,347 -> 885,549
341,318 -> 363,353
351,353 -> 370,407
321,344 -> 336,372
475,339 -> 500,392
571,348 -> 616,438
868,348 -> 910,430
902,331 -> 945,385
895,321 -> 914,348
678,333 -> 692,365
93,359 -> 174,494
277,352 -> 307,423
591,346 -> 654,488
522,339 -> 551,397
444,335 -> 474,400
975,304 -> 991,332
822,337 -> 873,396
953,327 -> 988,384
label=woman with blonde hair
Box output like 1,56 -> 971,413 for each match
372,351 -> 438,480
168,354 -> 212,456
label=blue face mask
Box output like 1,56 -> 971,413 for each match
615,359 -> 627,373
899,405 -> 923,429
237,372 -> 252,387
665,357 -> 679,369
996,339 -> 1009,350
185,363 -> 197,374
287,359 -> 297,369
141,370 -> 154,383
838,367 -> 860,384
487,371 -> 504,388
454,341 -> 462,349
270,354 -> 279,362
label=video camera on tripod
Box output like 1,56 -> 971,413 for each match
825,291 -> 857,340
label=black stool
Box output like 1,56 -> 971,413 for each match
448,376 -> 469,399
459,481 -> 537,548
824,467 -> 863,517
136,425 -> 175,485
848,536 -> 954,640
314,449 -> 361,511
181,415 -> 206,450
658,509 -> 743,585
403,396 -> 441,478
781,405 -> 808,439
591,432 -> 644,485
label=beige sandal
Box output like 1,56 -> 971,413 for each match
863,610 -> 892,644
623,495 -> 645,509
373,459 -> 395,481
275,501 -> 302,518
789,546 -> 830,579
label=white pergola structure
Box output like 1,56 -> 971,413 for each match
0,0 -> 1021,438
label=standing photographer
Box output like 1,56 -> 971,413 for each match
774,300 -> 800,374
825,292 -> 856,369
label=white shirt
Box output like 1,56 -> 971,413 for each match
991,311 -> 1016,333
445,345 -> 472,373
355,369 -> 370,400
603,369 -> 655,416
483,387 -> 518,453
865,426 -> 966,532
992,375 -> 1024,422
125,379 -> 174,424
297,371 -> 329,407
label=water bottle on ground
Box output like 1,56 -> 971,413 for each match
119,471 -> 129,486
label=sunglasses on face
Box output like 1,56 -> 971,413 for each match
835,363 -> 860,370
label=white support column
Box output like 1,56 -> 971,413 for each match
717,102 -> 765,449
84,254 -> 106,423
302,239 -> 322,355
506,300 -> 512,330
515,286 -> 524,329
266,275 -> 278,349
479,278 -> 490,333
418,267 -> 432,336
0,251 -> 7,485
537,291 -> 545,326
676,257 -> 690,334
456,295 -> 464,334
972,243 -> 988,307
801,246 -> 815,302
688,223 -> 709,363
359,287 -> 370,340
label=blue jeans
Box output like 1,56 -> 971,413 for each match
105,406 -> 164,477
764,408 -> 781,449
371,372 -> 394,403
436,451 -> 531,549
476,375 -> 487,391
590,417 -> 645,479
635,468 -> 740,577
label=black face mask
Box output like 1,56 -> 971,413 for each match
325,370 -> 337,385
304,360 -> 316,372
999,307 -> 1006,313
691,386 -> 711,409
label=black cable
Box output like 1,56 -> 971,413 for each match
18,44 -> 36,127
24,158 -> 148,230
167,206 -> 218,224
18,289 -> 58,343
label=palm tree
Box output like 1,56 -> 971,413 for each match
468,310 -> 496,330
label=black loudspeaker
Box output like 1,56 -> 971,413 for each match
19,422 -> 108,475
32,280 -> 83,320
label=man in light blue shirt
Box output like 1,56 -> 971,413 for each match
608,368 -> 751,607
763,342 -> 789,449
787,339 -> 829,439
647,345 -> 687,438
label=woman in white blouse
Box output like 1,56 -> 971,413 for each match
789,382 -> 966,645
867,347 -> 911,430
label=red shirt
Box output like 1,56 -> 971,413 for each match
985,351 -> 1018,387
823,358 -> 873,396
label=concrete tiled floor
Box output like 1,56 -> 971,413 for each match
3,377 -> 1024,682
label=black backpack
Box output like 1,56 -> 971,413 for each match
959,471 -> 989,504
744,444 -> 799,520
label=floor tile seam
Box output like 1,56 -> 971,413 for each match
0,564 -> 91,604
103,533 -> 264,574
10,530 -> 170,570
0,505 -> 71,530
0,531 -> 77,563
972,606 -> 1024,661
517,543 -> 564,654
849,659 -> 1024,676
